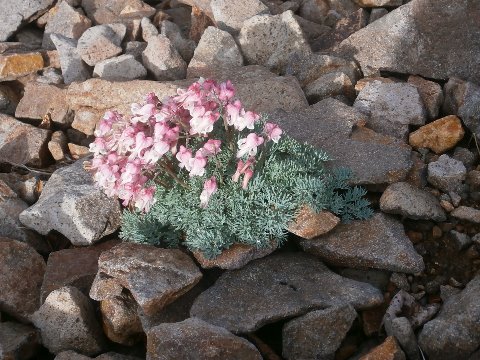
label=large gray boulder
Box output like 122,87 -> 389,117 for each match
300,213 -> 425,273
190,252 -> 383,333
19,160 -> 122,246
337,0 -> 480,83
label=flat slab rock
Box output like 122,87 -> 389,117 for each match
273,98 -> 413,185
0,114 -> 51,167
0,237 -> 46,322
91,243 -> 202,316
147,318 -> 262,360
19,160 -> 122,246
419,274 -> 480,359
300,213 -> 425,273
380,182 -> 446,221
190,252 -> 383,333
337,0 -> 480,83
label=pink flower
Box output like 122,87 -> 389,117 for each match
145,92 -> 159,105
129,132 -> 153,159
200,176 -> 217,208
264,122 -> 282,143
218,80 -> 235,101
226,101 -> 258,131
200,139 -> 222,157
237,133 -> 264,158
232,157 -> 255,183
95,111 -> 119,137
176,145 -> 193,170
120,160 -> 142,184
188,151 -> 207,177
189,106 -> 219,134
89,137 -> 108,156
131,103 -> 156,123
226,100 -> 242,126
134,186 -> 156,212
242,168 -> 254,189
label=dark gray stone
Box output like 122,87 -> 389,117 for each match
427,155 -> 466,193
300,213 -> 425,273
0,322 -> 40,360
190,252 -> 383,333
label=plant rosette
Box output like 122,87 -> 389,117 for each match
85,78 -> 373,261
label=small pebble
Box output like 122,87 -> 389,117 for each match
432,226 -> 442,238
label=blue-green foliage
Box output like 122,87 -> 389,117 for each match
120,134 -> 373,259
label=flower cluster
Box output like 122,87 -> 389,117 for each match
88,78 -> 282,212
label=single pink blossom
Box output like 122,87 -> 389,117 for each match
131,103 -> 156,123
89,137 -> 108,156
190,106 -> 219,134
226,100 -> 242,126
188,151 -> 208,177
232,157 -> 255,182
237,133 -> 264,158
129,132 -> 153,159
134,186 -> 156,212
264,122 -> 282,143
200,176 -> 217,208
218,80 -> 235,101
176,145 -> 193,170
242,168 -> 254,189
200,139 -> 222,157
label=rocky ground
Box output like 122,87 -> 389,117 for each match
0,0 -> 480,359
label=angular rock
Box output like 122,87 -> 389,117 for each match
211,0 -> 269,33
32,286 -> 106,355
0,322 -> 40,360
68,143 -> 89,159
51,34 -> 90,84
0,52 -> 44,81
190,5 -> 215,42
0,238 -> 45,322
360,336 -> 406,360
409,115 -> 464,154
238,11 -> 311,72
193,243 -> 276,270
300,213 -> 425,273
354,0 -> 402,6
407,75 -> 443,119
450,230 -> 471,251
142,35 -> 187,80
187,26 -> 243,78
100,293 -> 143,345
443,77 -> 480,135
273,98 -> 413,185
285,53 -> 361,88
353,82 -> 426,140
0,0 -> 55,41
48,131 -> 68,161
380,182 -> 446,221
369,8 -> 389,23
147,318 -> 262,360
160,20 -> 196,62
0,83 -> 20,115
337,0 -> 480,83
82,0 -> 156,25
19,160 -> 122,246
93,54 -> 146,81
140,17 -> 158,42
288,206 -> 340,239
0,114 -> 51,167
427,155 -> 466,193
0,183 -> 45,251
67,68 -> 308,134
41,241 -> 118,303
42,1 -> 92,49
312,8 -> 369,52
282,305 -> 357,360
419,274 -> 480,359
190,252 -> 383,333
15,82 -> 72,126
294,15 -> 331,41
123,41 -> 147,62
77,25 -> 124,66
297,0 -> 329,24
451,206 -> 480,224
92,243 -> 202,316
386,317 -> 421,360
304,71 -> 354,103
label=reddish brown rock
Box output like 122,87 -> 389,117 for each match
15,82 -> 72,126
409,115 -> 464,154
190,6 -> 215,42
193,242 -> 276,270
288,206 -> 340,239
407,75 -> 443,119
0,238 -> 46,322
82,0 -> 156,25
93,243 -> 202,316
146,318 -> 262,360
100,293 -> 143,345
0,52 -> 44,81
41,241 -> 118,303
0,114 -> 51,167
359,336 -> 406,360
68,143 -> 90,159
